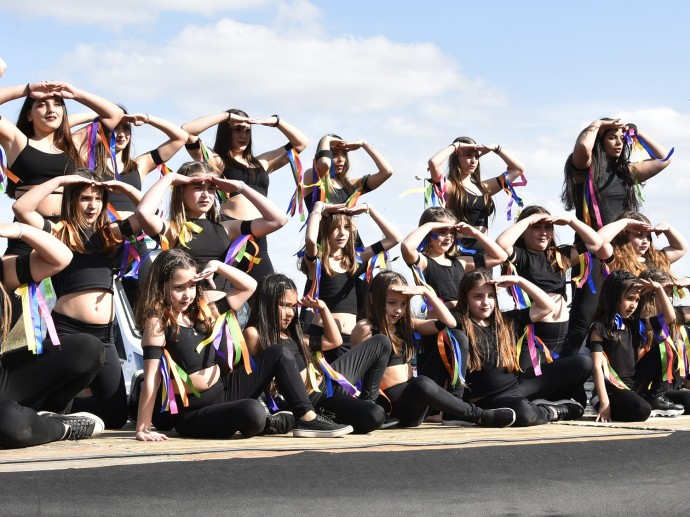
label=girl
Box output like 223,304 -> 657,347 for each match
496,206 -> 606,356
634,269 -> 688,416
245,273 -> 391,435
182,110 -> 308,278
0,80 -> 122,257
455,269 -> 587,427
302,200 -> 401,362
587,270 -> 674,422
13,171 -> 144,428
428,136 -> 525,251
69,109 -> 188,217
597,212 -> 687,276
401,206 -> 508,313
350,270 -> 517,428
303,134 -> 393,208
562,118 -> 673,358
0,221 -> 106,448
136,161 -> 288,289
135,249 -> 301,440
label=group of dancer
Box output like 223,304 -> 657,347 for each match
0,60 -> 688,449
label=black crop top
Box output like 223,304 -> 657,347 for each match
51,223 -> 128,298
164,325 -> 224,375
223,164 -> 269,197
9,144 -> 75,191
304,262 -> 367,315
174,218 -> 233,292
423,256 -> 467,303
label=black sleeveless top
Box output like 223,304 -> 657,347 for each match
174,218 -> 233,292
52,222 -> 129,298
109,167 -> 142,213
508,245 -> 578,298
423,256 -> 467,303
586,322 -> 636,389
223,164 -> 269,197
573,164 -> 628,232
304,262 -> 367,315
165,324 -> 226,375
9,144 -> 75,191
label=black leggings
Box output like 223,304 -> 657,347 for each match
385,375 -> 483,427
418,328 -> 470,400
599,387 -> 652,422
474,384 -> 552,427
45,311 -> 128,429
566,264 -> 604,355
312,335 -> 390,434
152,345 -> 314,437
0,336 -> 104,448
518,354 -> 593,407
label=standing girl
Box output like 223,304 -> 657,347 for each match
182,110 -> 308,278
303,134 -> 393,208
428,136 -> 525,251
455,269 -> 586,427
350,270 -> 517,428
13,171 -> 144,428
245,273 -> 391,435
562,118 -> 673,356
0,80 -> 122,256
0,221 -> 105,448
136,161 -> 288,288
302,200 -> 401,362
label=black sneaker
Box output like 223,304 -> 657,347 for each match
127,370 -> 144,423
534,399 -> 584,422
44,412 -> 105,440
478,408 -> 516,428
649,395 -> 684,417
380,416 -> 400,429
261,411 -> 296,435
293,414 -> 353,438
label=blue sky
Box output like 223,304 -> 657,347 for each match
2,1 -> 689,291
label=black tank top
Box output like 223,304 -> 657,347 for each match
573,164 -> 628,232
109,168 -> 142,213
223,164 -> 269,197
10,144 -> 74,189
165,325 -> 223,375
423,256 -> 467,303
174,218 -> 232,292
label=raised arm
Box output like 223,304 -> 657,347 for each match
597,218 -> 651,261
654,223 -> 688,264
549,214 -> 604,260
213,177 -> 289,239
495,213 -> 549,259
408,284 -> 457,333
334,139 -> 393,192
428,141 -> 458,182
496,275 -> 555,322
400,221 -> 444,270
0,223 -> 72,290
129,114 -> 189,175
572,119 -> 624,170
135,318 -> 168,442
252,115 -> 309,173
180,110 -> 229,167
300,296 -> 343,351
347,202 -> 402,263
67,111 -> 99,128
196,260 -> 257,311
455,223 -> 508,269
13,175 -> 90,228
477,143 -> 526,195
629,127 -> 673,183
51,82 -> 123,132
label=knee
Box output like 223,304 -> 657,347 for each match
410,375 -> 439,396
238,400 -> 268,438
0,401 -> 32,448
369,334 -> 392,355
353,403 -> 386,434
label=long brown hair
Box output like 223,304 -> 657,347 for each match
364,271 -> 414,362
53,169 -> 121,256
213,109 -> 262,179
168,161 -> 221,238
0,282 -> 11,346
8,96 -> 82,198
455,269 -> 519,372
135,248 -> 212,341
610,212 -> 670,276
319,213 -> 358,276
446,136 -> 495,225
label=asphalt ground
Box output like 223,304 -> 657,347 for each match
1,430 -> 688,516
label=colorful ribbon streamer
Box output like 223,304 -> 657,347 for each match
316,352 -> 360,398
515,324 -> 555,376
15,281 -> 61,355
436,328 -> 464,387
498,172 -> 527,220
285,148 -> 306,221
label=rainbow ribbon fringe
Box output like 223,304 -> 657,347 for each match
498,172 -> 527,220
177,221 -> 203,248
602,352 -> 629,390
196,310 -> 253,375
515,324 -> 556,376
502,261 -> 531,309
571,251 -> 596,293
224,233 -> 261,273
582,168 -> 604,230
436,328 -> 464,387
15,280 -> 60,355
316,352 -> 360,398
285,148 -> 306,221
159,349 -> 201,414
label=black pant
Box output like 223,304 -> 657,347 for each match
566,264 -> 604,355
518,354 -> 593,407
474,384 -> 552,427
312,335 -> 390,434
45,311 -> 128,429
599,387 -> 652,422
0,336 -> 104,448
418,329 -> 470,400
385,375 -> 483,427
152,345 -> 314,437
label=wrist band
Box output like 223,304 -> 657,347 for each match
236,182 -> 245,193
271,114 -> 280,127
185,140 -> 201,150
493,145 -> 502,154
